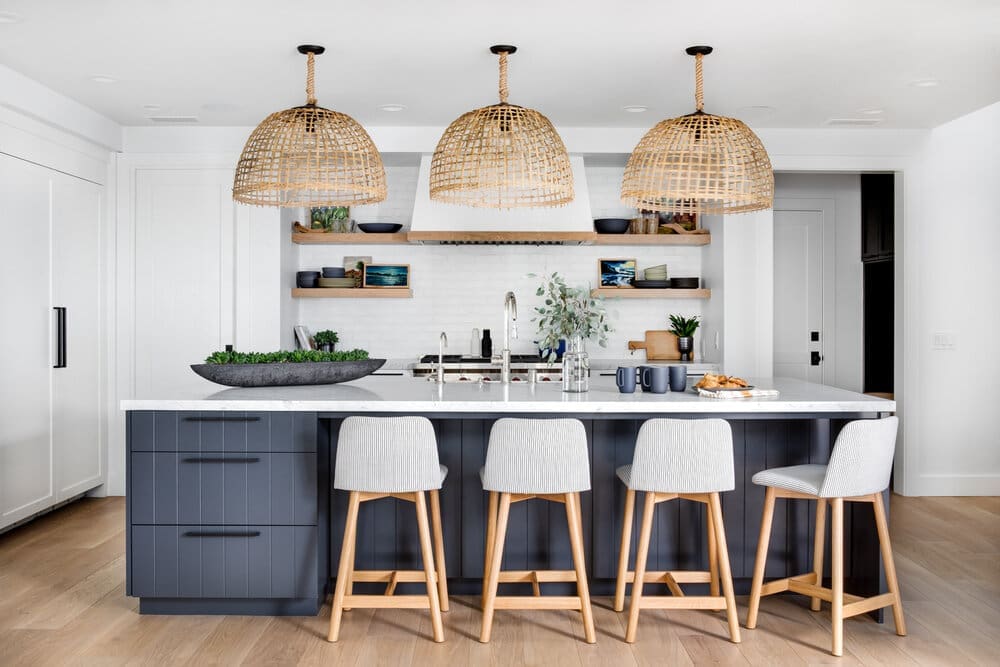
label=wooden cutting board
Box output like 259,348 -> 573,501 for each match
627,330 -> 680,360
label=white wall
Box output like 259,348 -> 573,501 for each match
900,101 -> 1000,495
774,173 -> 863,392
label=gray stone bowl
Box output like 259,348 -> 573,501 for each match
190,359 -> 386,387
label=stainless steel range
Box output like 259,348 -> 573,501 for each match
411,355 -> 562,383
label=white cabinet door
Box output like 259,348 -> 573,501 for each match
133,169 -> 237,396
0,153 -> 54,527
51,172 -> 104,499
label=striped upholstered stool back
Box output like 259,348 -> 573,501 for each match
334,416 -> 442,493
819,416 -> 898,498
628,418 -> 735,493
482,418 -> 591,494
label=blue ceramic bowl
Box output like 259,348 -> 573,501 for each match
358,223 -> 403,233
296,271 -> 321,288
322,267 -> 346,278
594,218 -> 630,234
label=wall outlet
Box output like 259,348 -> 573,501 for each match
931,331 -> 957,350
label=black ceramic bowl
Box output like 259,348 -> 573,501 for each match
296,271 -> 321,288
593,218 -> 630,234
358,223 -> 403,233
322,266 -> 346,278
670,277 -> 700,289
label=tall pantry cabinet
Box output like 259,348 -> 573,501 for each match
0,152 -> 105,531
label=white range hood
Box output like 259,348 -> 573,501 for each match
408,154 -> 595,244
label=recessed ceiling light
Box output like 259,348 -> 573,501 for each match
737,105 -> 776,115
0,10 -> 22,23
858,108 -> 884,115
90,75 -> 117,84
142,104 -> 162,111
378,103 -> 406,112
622,105 -> 648,113
201,102 -> 241,112
908,79 -> 940,88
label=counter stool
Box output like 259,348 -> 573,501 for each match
613,418 -> 741,644
479,418 -> 596,644
327,416 -> 449,643
746,416 -> 905,657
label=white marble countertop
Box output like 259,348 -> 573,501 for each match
121,376 -> 895,414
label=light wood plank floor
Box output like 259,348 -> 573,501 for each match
0,495 -> 997,665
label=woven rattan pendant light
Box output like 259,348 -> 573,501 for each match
621,46 -> 773,215
430,45 -> 574,208
233,45 -> 386,207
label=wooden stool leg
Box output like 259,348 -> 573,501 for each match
811,498 -> 827,612
429,489 -> 449,613
625,492 -> 656,643
415,491 -> 445,643
613,488 -> 635,612
708,492 -> 741,643
482,491 -> 498,609
707,499 -> 720,598
328,491 -> 360,642
746,486 -> 776,629
873,492 -> 907,636
480,493 -> 511,643
342,514 -> 357,612
566,492 -> 597,644
831,497 -> 844,657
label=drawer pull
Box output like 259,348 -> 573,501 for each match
182,416 -> 262,423
182,530 -> 261,538
182,457 -> 261,464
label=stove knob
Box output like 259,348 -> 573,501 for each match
482,377 -> 492,383
458,377 -> 469,382
541,376 -> 552,382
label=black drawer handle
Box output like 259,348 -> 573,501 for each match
182,457 -> 261,464
182,530 -> 261,538
182,416 -> 261,423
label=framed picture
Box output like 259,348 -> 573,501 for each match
598,258 -> 636,287
293,325 -> 314,350
343,255 -> 372,287
363,264 -> 410,288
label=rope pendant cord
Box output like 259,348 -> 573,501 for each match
306,51 -> 317,105
498,51 -> 509,104
695,52 -> 704,112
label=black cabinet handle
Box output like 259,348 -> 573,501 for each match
182,416 -> 261,423
182,530 -> 261,538
181,457 -> 261,464
53,307 -> 67,368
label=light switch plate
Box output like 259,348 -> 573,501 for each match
931,331 -> 957,350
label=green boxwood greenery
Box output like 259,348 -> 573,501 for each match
204,349 -> 369,365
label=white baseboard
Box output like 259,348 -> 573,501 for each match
905,474 -> 1000,496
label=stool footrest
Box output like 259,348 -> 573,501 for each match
843,593 -> 897,618
492,596 -> 583,610
638,596 -> 728,610
349,570 -> 437,584
343,594 -> 433,609
497,570 -> 578,584
621,570 -> 712,585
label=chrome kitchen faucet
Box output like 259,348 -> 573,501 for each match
437,331 -> 448,384
501,291 -> 517,385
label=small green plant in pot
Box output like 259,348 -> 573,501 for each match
314,330 -> 339,352
668,314 -> 700,361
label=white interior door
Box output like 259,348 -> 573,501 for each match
773,200 -> 835,383
134,169 -> 236,396
0,153 -> 54,525
51,172 -> 104,498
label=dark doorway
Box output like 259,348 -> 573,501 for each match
861,174 -> 894,394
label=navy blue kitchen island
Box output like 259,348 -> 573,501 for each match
122,377 -> 895,616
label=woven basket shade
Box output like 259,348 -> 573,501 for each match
233,48 -> 386,207
621,48 -> 773,215
430,47 -> 574,208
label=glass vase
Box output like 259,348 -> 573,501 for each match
562,336 -> 589,393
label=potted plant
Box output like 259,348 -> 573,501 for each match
533,272 -> 614,392
668,314 -> 700,361
314,329 -> 339,352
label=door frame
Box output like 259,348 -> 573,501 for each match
773,197 -> 837,386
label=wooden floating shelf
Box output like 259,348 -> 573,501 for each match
292,232 -> 409,245
591,288 -> 711,299
292,288 -> 413,298
291,232 -> 710,246
592,233 -> 710,246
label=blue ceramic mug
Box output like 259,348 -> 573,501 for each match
616,367 -> 637,393
638,365 -> 653,391
668,365 -> 688,392
642,366 -> 669,394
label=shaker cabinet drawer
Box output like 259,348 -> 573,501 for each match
128,411 -> 317,453
130,452 -> 317,525
129,525 -> 318,598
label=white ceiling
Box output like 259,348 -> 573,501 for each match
0,0 -> 998,130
